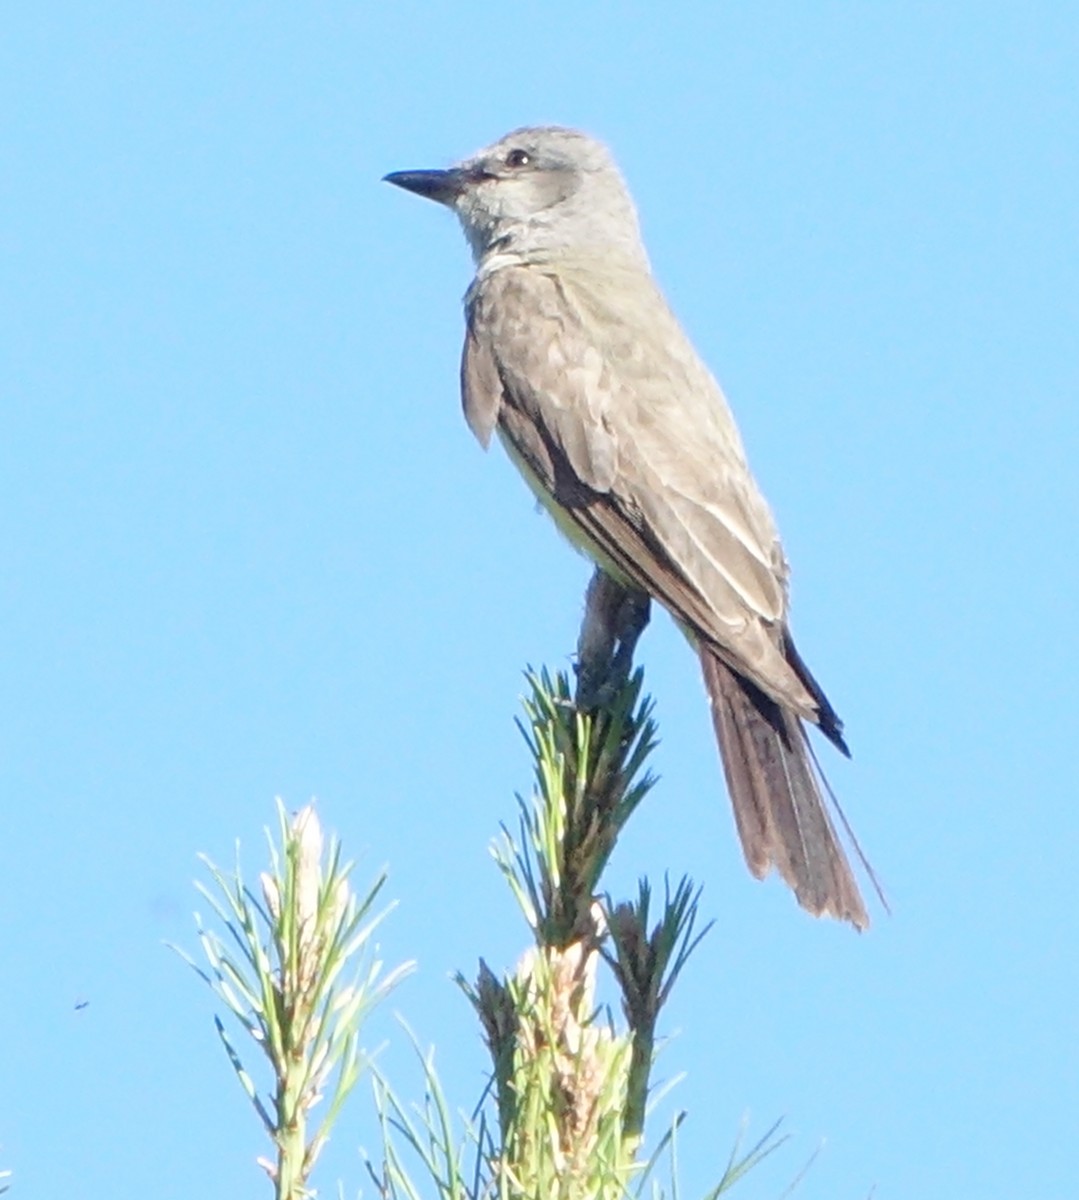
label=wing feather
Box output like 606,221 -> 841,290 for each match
466,262 -> 814,715
461,321 -> 503,448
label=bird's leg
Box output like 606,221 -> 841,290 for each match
576,569 -> 621,696
609,585 -> 651,679
574,568 -> 651,709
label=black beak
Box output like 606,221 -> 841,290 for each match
382,168 -> 465,206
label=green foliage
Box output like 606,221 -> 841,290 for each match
178,668 -> 802,1200
176,800 -> 411,1199
499,668 -> 658,947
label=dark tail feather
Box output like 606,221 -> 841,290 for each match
699,646 -> 870,930
782,629 -> 849,756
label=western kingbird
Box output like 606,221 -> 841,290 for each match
385,127 -> 876,928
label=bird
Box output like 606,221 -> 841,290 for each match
384,126 -> 877,928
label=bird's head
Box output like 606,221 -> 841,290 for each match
384,126 -> 649,270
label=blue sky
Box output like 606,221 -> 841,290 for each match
3,3 -> 1078,1197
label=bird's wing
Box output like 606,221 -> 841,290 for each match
464,263 -> 815,715
464,269 -> 620,489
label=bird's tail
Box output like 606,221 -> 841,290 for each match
699,646 -> 871,929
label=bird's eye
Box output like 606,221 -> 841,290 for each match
505,148 -> 531,169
